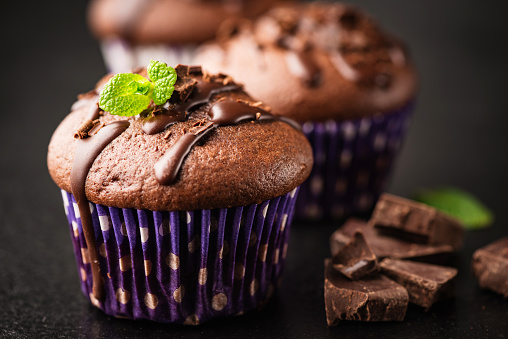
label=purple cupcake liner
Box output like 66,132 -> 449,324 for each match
60,187 -> 299,324
295,102 -> 414,220
101,38 -> 197,73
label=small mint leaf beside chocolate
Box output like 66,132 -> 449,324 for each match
414,187 -> 493,230
99,60 -> 178,116
147,60 -> 177,106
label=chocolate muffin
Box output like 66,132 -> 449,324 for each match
47,63 -> 312,324
88,0 -> 290,72
196,2 -> 418,219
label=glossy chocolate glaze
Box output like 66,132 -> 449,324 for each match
70,120 -> 130,300
154,99 -> 284,185
142,80 -> 240,135
144,66 -> 301,185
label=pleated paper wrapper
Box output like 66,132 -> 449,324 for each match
295,102 -> 414,220
60,188 -> 299,324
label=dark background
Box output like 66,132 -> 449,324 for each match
1,1 -> 508,338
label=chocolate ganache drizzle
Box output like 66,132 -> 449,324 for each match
249,4 -> 408,89
71,119 -> 130,300
69,65 -> 299,299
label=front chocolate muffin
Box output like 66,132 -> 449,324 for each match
196,2 -> 418,219
47,62 -> 312,324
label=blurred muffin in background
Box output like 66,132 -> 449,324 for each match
196,2 -> 418,220
88,0 -> 291,72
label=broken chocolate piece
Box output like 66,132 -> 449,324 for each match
324,259 -> 408,325
380,258 -> 457,310
472,237 -> 508,298
331,219 -> 454,264
172,64 -> 198,102
370,194 -> 464,250
331,231 -> 378,280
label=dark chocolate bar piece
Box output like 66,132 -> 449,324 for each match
370,194 -> 464,250
331,219 -> 454,264
472,237 -> 508,298
331,231 -> 378,280
324,259 -> 408,326
379,258 -> 457,310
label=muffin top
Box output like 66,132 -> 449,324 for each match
196,2 -> 417,123
88,0 -> 291,45
47,64 -> 313,211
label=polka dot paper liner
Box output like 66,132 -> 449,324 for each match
295,102 -> 414,220
61,188 -> 298,324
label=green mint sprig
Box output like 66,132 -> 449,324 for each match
414,187 -> 494,230
99,60 -> 177,116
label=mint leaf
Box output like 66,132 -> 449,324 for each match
414,187 -> 493,230
99,73 -> 153,116
147,60 -> 177,106
98,60 -> 178,116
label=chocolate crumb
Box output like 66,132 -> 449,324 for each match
255,112 -> 261,120
222,76 -> 234,86
163,130 -> 172,140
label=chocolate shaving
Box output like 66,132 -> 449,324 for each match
152,106 -> 163,116
77,90 -> 98,101
339,8 -> 360,30
74,119 -> 100,139
274,9 -> 299,34
88,121 -> 105,137
132,66 -> 144,74
217,18 -> 241,42
189,121 -> 214,135
188,65 -> 203,75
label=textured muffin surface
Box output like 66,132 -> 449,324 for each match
48,67 -> 313,211
196,2 -> 417,122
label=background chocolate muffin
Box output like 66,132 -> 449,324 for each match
197,2 -> 418,219
47,64 -> 313,324
88,0 -> 291,72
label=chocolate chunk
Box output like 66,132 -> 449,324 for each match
331,219 -> 454,264
331,231 -> 378,280
324,259 -> 408,325
173,64 -> 197,102
472,237 -> 508,298
188,65 -> 203,75
370,194 -> 464,250
379,259 -> 457,310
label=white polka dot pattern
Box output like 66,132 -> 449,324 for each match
294,103 -> 414,219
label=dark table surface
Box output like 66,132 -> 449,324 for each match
2,0 -> 508,338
